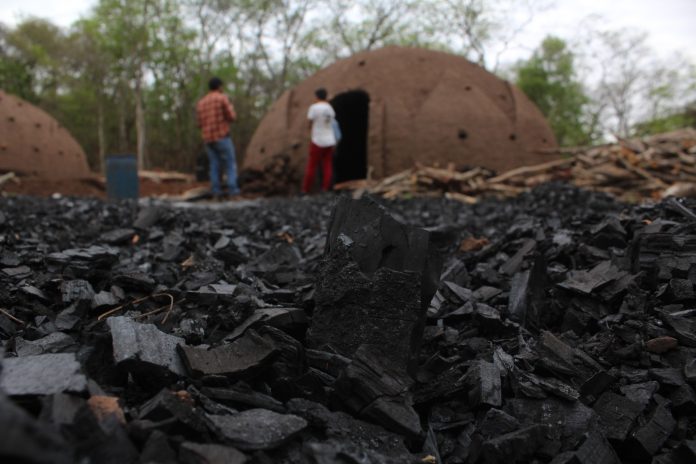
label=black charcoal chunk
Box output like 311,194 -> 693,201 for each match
2,265 -> 31,278
100,228 -> 135,245
684,359 -> 696,383
335,344 -> 422,437
46,245 -> 119,267
187,283 -> 237,304
507,398 -> 597,447
0,393 -> 73,463
92,291 -> 120,308
538,331 -> 577,376
629,404 -> 676,459
480,424 -> 546,464
15,332 -> 76,356
619,381 -> 659,409
287,398 -> 413,459
20,284 -> 49,301
306,349 -> 351,377
670,384 -> 696,415
573,431 -> 621,464
134,206 -> 164,229
113,272 -> 156,292
499,238 -> 536,275
179,442 -> 247,464
224,307 -> 307,342
650,367 -> 686,387
139,389 -> 210,436
208,408 -> 307,451
106,316 -> 187,383
61,279 -> 95,304
558,261 -> 626,295
480,408 -> 520,437
593,392 -> 643,442
303,441 -> 406,464
178,330 -> 276,378
308,196 -> 442,371
580,371 -> 617,404
676,440 -> 696,462
464,360 -> 502,408
0,353 -> 87,395
202,385 -> 284,412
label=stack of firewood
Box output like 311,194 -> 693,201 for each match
336,128 -> 696,202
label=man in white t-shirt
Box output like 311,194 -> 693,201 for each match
302,88 -> 337,193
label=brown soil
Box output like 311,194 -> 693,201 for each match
1,177 -> 211,199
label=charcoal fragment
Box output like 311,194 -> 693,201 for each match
179,442 -> 247,464
629,404 -> 676,459
593,392 -> 643,442
0,393 -> 73,463
308,196 -> 442,371
208,409 -> 307,450
573,431 -> 621,464
619,381 -> 659,409
480,424 -> 546,463
479,408 -> 520,437
464,360 -> 502,408
0,353 -> 87,395
335,344 -> 422,437
15,332 -> 76,356
178,330 -> 276,378
106,316 -> 187,384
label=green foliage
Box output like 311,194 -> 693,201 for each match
633,104 -> 696,136
515,36 -> 592,146
0,55 -> 35,101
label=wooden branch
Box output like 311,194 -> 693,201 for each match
488,158 -> 574,183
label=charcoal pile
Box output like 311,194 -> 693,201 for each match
337,128 -> 696,203
240,153 -> 295,196
2,184 -> 696,463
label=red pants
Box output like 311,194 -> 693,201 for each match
302,143 -> 334,193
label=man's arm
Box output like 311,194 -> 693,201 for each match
307,106 -> 314,132
223,97 -> 237,122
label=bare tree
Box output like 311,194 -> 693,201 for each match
324,0 -> 422,58
423,0 -> 552,71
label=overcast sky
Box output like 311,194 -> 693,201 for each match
1,0 -> 695,63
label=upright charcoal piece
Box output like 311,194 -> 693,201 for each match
307,196 -> 442,370
106,316 -> 187,387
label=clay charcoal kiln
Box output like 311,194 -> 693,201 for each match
0,90 -> 91,179
243,46 -> 557,188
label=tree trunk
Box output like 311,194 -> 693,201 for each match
135,78 -> 146,170
118,81 -> 128,152
97,97 -> 106,174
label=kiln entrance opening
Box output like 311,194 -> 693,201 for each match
331,90 -> 369,183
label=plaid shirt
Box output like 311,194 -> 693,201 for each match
196,91 -> 236,143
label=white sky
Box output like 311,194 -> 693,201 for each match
1,0 -> 695,62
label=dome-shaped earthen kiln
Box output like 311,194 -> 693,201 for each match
0,90 -> 90,179
244,46 -> 557,185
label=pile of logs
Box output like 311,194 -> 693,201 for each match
337,128 -> 696,202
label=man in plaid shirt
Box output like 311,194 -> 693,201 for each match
196,77 -> 240,198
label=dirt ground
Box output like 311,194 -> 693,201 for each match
1,176 -> 211,199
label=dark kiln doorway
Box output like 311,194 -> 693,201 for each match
331,90 -> 369,183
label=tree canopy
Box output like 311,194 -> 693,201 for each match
515,36 -> 591,146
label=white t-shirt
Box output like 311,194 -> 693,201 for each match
307,101 -> 336,147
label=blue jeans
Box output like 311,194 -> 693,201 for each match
205,136 -> 239,195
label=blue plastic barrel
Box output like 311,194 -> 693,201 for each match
106,154 -> 139,200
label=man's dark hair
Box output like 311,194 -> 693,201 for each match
315,88 -> 327,100
209,77 -> 223,91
